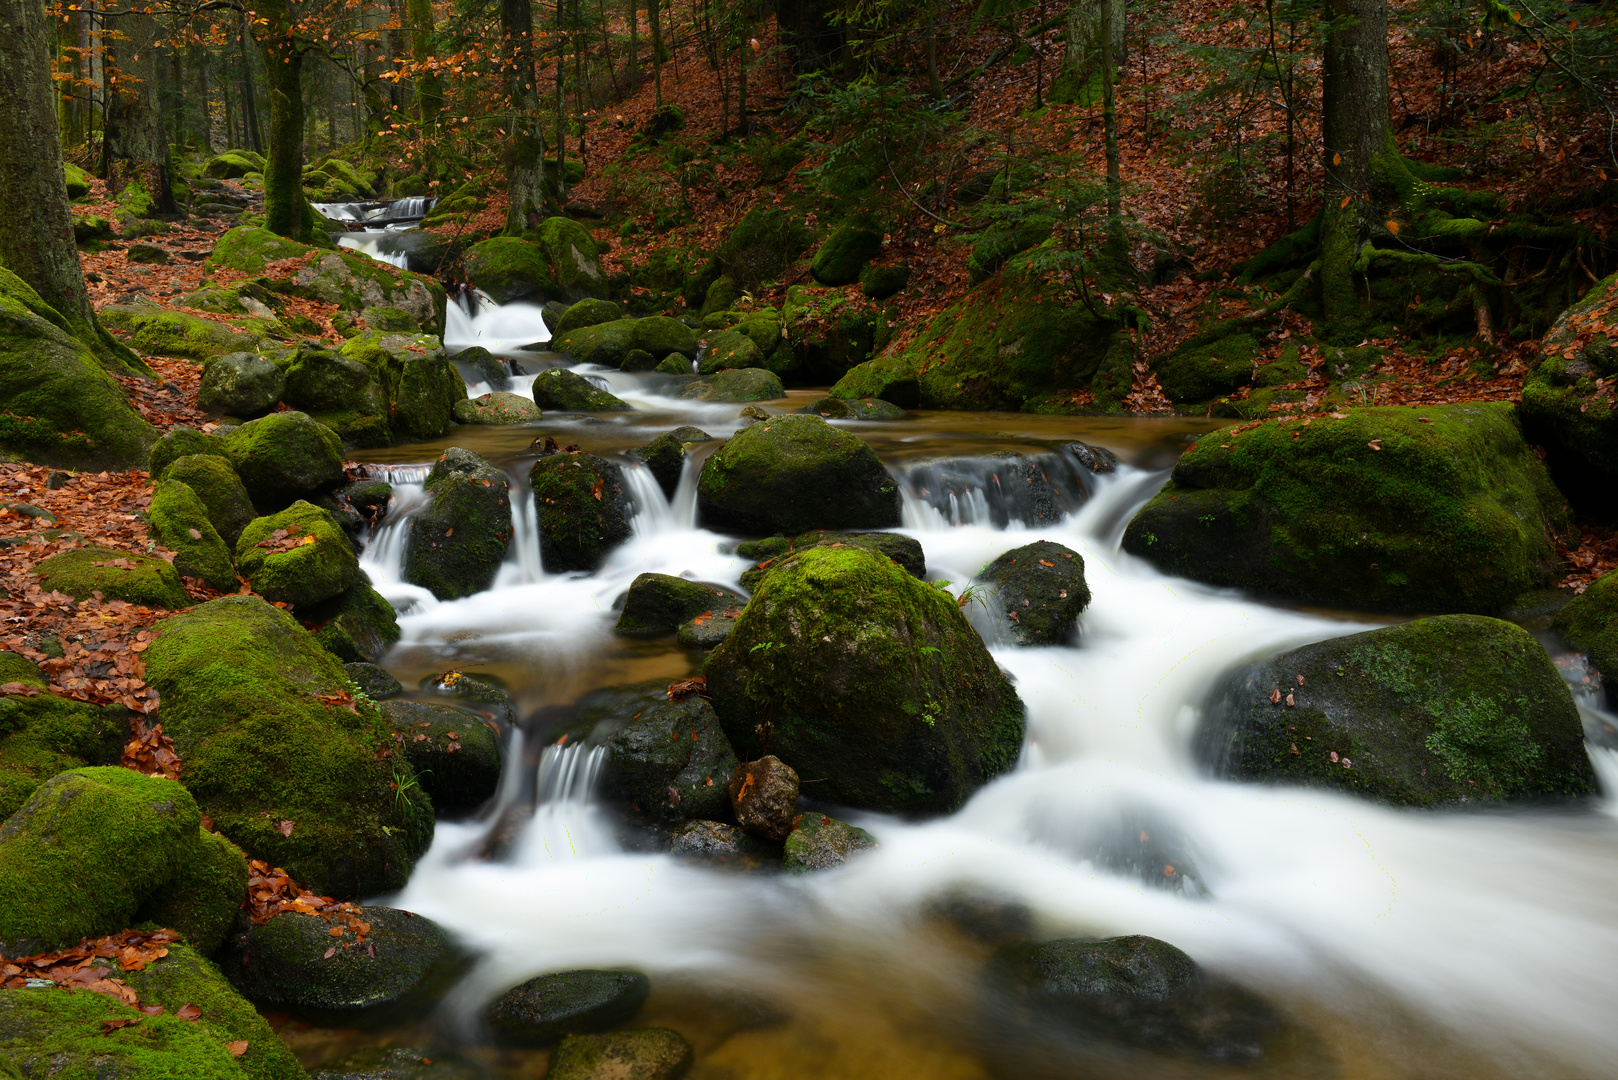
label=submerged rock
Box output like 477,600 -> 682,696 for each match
485,969 -> 651,1044
530,452 -> 633,572
310,1045 -> 489,1080
666,820 -> 780,871
598,696 -> 740,822
782,813 -> 877,873
531,367 -> 633,411
614,573 -> 745,638
403,448 -> 513,600
804,396 -> 907,421
1199,615 -> 1595,805
381,700 -> 504,814
547,1029 -> 693,1080
977,541 -> 1091,646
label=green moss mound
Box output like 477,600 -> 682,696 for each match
34,546 -> 189,609
206,225 -> 312,274
361,346 -> 466,443
148,480 -> 237,592
530,453 -> 632,572
614,573 -> 743,638
402,449 -> 513,601
677,369 -> 785,403
0,985 -> 249,1079
695,414 -> 901,535
465,237 -> 555,304
298,582 -> 399,665
282,347 -> 390,448
1554,571 -> 1618,708
159,454 -> 256,549
149,426 -> 228,478
139,829 -> 249,957
534,217 -> 607,302
63,161 -> 93,198
1199,615 -> 1595,805
531,368 -> 632,411
1121,404 -> 1575,613
978,541 -> 1091,646
697,328 -> 763,374
236,502 -> 360,608
98,305 -> 261,361
555,298 -> 623,336
451,392 -> 541,424
223,412 -> 345,514
706,546 -> 1026,813
1152,326 -> 1262,404
553,318 -> 635,368
143,596 -> 433,898
810,214 -> 883,287
0,677 -> 125,821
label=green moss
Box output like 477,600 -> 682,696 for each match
148,481 -> 237,592
235,502 -> 359,608
62,162 -> 92,199
1152,325 -> 1261,403
781,286 -> 880,386
531,368 -> 632,411
810,215 -> 883,287
697,328 -> 764,374
0,685 -> 124,821
205,226 -> 313,274
706,546 -> 1025,813
149,427 -> 229,478
203,153 -> 259,180
555,298 -> 623,336
34,546 -> 189,609
0,985 -> 248,1078
363,346 -> 466,443
159,454 -> 256,549
529,453 -> 631,572
137,829 -> 247,956
719,207 -> 812,289
402,450 -> 513,600
553,318 -> 636,368
281,347 -> 389,448
1520,273 -> 1618,517
1554,571 -> 1618,697
300,583 -> 400,665
143,596 -> 433,898
615,573 -> 741,638
223,412 -> 346,514
452,392 -> 541,424
781,813 -> 877,873
1122,404 -> 1576,613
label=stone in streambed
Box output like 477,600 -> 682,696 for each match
310,1046 -> 488,1080
147,478 -> 237,591
301,581 -> 400,664
676,603 -> 743,649
197,350 -> 285,419
728,755 -> 798,842
452,391 -> 541,424
283,345 -> 392,448
402,448 -> 513,600
381,700 -> 504,814
677,368 -> 783,403
547,1029 -> 694,1080
614,572 -> 745,638
1554,570 -> 1618,709
782,813 -> 877,873
666,820 -> 780,871
449,345 -> 511,390
158,452 -> 257,548
419,670 -> 517,727
223,411 -> 346,514
625,426 -> 711,499
554,297 -> 624,335
977,541 -> 1090,646
236,501 -> 361,607
697,328 -> 764,374
529,452 -> 632,572
596,695 -> 739,823
804,396 -> 907,421
346,661 -> 403,700
33,545 -> 189,609
1198,614 -> 1595,806
531,367 -> 633,411
485,969 -> 651,1045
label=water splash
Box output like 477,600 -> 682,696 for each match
444,292 -> 551,352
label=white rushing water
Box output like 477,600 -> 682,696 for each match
443,292 -> 552,353
360,436 -> 1618,1077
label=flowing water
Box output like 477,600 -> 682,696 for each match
301,289 -> 1618,1079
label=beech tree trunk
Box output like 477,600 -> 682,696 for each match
104,9 -> 178,215
1063,0 -> 1125,87
1320,0 -> 1390,321
250,0 -> 311,240
407,0 -> 444,142
502,0 -> 550,234
1099,0 -> 1121,243
239,14 -> 263,151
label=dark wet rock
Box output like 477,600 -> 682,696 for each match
301,582 -> 400,664
223,411 -> 346,514
530,452 -> 633,572
310,1045 -> 490,1080
420,671 -> 517,727
597,696 -> 740,822
1199,615 -> 1595,806
1062,440 -> 1120,474
531,368 -> 632,411
346,662 -> 404,700
708,546 -> 1024,814
403,448 -> 513,600
381,700 -> 504,814
676,604 -> 744,649
485,969 -> 651,1045
728,755 -> 799,842
696,414 -> 901,535
615,573 -> 745,638
803,396 -> 907,421
903,452 -> 1068,529
626,426 -> 711,499
236,501 -> 361,607
622,348 -> 659,372
781,813 -> 876,873
452,392 -> 541,424
666,820 -> 780,871
547,1028 -> 693,1080
928,890 -> 1036,945
1520,278 -> 1618,520
1554,570 -> 1618,709
448,345 -> 510,390
340,479 -> 393,524
197,351 -> 285,419
677,369 -> 784,403
978,541 -> 1091,646
223,906 -> 464,1023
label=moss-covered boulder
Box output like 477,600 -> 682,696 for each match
300,583 -> 400,665
149,480 -> 237,591
782,812 -> 877,873
1121,405 -> 1576,613
534,216 -> 608,301
666,819 -> 779,870
63,161 -> 93,198
197,352 -> 286,419
222,906 -> 463,1023
1554,571 -> 1618,708
0,767 -> 240,955
345,662 -> 403,701
978,541 -> 1090,646
0,267 -> 156,470
706,546 -> 1025,813
402,448 -> 513,601
379,700 -> 503,814
143,596 -> 434,897
552,318 -> 635,368
555,297 -> 624,336
0,661 -> 125,821
293,253 -> 444,331
615,573 -> 744,638
530,452 -> 632,572
1520,273 -> 1618,519
159,454 -> 257,549
465,221 -> 605,305
718,207 -> 812,289
531,368 -> 632,411
547,1029 -> 693,1080
485,970 -> 650,1045
98,305 -> 262,362
860,261 -> 910,300
206,225 -> 309,274
283,346 -> 390,448
362,345 -> 467,443
149,426 -> 229,478
1152,324 -> 1262,403
738,530 -> 925,590
1199,616 -> 1594,805
626,426 -> 711,499
34,546 -> 189,608
451,392 -> 541,424
224,412 -> 346,514
781,286 -> 880,386
805,396 -> 906,421
203,152 -> 259,179
810,214 -> 883,286
696,414 -> 900,535
677,368 -> 785,403
596,695 -> 739,822
697,328 -> 764,374
236,502 -> 360,608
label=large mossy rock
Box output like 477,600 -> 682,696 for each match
144,596 -> 434,898
1121,404 -> 1576,613
300,582 -> 400,665
779,286 -> 879,386
977,541 -> 1090,646
706,546 -> 1025,813
1150,324 -> 1262,404
531,368 -> 632,411
99,305 -> 262,362
677,369 -> 784,403
810,214 -> 883,286
222,906 -> 462,1023
34,546 -> 190,608
402,448 -> 513,600
0,767 -> 242,956
149,479 -> 238,591
0,267 -> 156,470
1199,615 -> 1594,805
282,346 -> 390,448
554,297 -> 624,335
224,412 -> 346,514
0,658 -> 125,820
452,392 -> 541,424
464,220 -> 606,305
159,453 -> 258,548
485,970 -> 650,1045
1520,273 -> 1618,520
696,414 -> 900,535
1554,571 -> 1618,708
554,317 -> 698,369
547,1029 -> 693,1080
596,695 -> 740,822
696,328 -> 764,375
236,502 -> 361,608
614,573 -> 744,638
207,225 -> 309,274
529,452 -> 633,572
379,701 -> 503,814
148,426 -> 229,478
379,349 -> 467,442
718,207 -> 812,289
197,352 -> 286,419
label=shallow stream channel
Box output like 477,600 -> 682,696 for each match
290,289 -> 1618,1080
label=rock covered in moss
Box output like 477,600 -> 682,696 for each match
345,662 -> 403,700
1122,405 -> 1576,613
614,574 -> 744,638
485,970 -> 650,1045
418,671 -> 517,727
1521,280 -> 1618,519
236,502 -> 360,608
555,297 -> 624,336
159,454 -> 257,548
666,820 -> 779,870
677,368 -> 784,403
359,344 -> 466,442
224,412 -> 346,514
811,214 -> 883,286
860,261 -> 911,300
805,396 -> 906,421
208,227 -> 311,275
696,415 -> 900,536
402,449 -> 513,601
531,368 -> 632,411
380,700 -> 503,814
547,1029 -> 693,1080
779,286 -> 881,386
283,346 -> 390,448
141,828 -> 249,956
300,583 -> 400,664
464,222 -> 605,305
448,345 -> 510,390
626,427 -> 711,499
143,596 -> 434,897
740,531 -> 925,589
0,767 -> 239,955
149,425 -> 229,478
197,352 -> 285,419
148,479 -> 237,591
530,453 -> 632,572
697,329 -> 764,374
222,905 -> 463,1022
0,659 -> 125,820
552,319 -> 631,368
596,696 -> 739,822
676,605 -> 743,648
708,547 -> 1024,813
978,541 -> 1090,646
204,151 -> 259,179
1151,325 -> 1262,403
34,546 -> 190,609
452,392 -> 541,424
782,813 -> 876,873
656,353 -> 693,376
1199,615 -> 1594,805
310,1045 -> 486,1080
728,756 -> 798,842
98,304 -> 262,362
1554,571 -> 1618,707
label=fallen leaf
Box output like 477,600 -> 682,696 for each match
177,1003 -> 202,1021
275,820 -> 294,838
1368,439 -> 1382,450
1268,688 -> 1282,704
226,1041 -> 250,1056
187,528 -> 201,540
100,1018 -> 141,1033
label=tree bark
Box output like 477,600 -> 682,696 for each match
1062,0 -> 1125,88
502,0 -> 550,234
239,13 -> 263,151
406,0 -> 443,144
1099,0 -> 1120,243
1319,0 -> 1390,321
104,9 -> 178,215
252,0 -> 311,240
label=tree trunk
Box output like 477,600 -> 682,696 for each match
407,0 -> 444,148
1099,0 -> 1120,243
253,0 -> 310,240
502,0 -> 550,234
1320,0 -> 1389,321
239,14 -> 263,151
1063,0 -> 1125,85
628,0 -> 639,92
649,0 -> 663,104
925,1 -> 941,98
104,9 -> 177,215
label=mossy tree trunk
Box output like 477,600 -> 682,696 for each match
406,0 -> 444,155
250,0 -> 312,241
501,0 -> 551,235
238,13 -> 263,152
1320,0 -> 1390,322
1099,0 -> 1121,246
104,9 -> 178,216
1062,0 -> 1124,86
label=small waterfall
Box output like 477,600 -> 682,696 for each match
513,741 -> 613,864
444,292 -> 552,352
313,201 -> 366,222
896,451 -> 1100,530
358,480 -> 434,613
667,454 -> 701,531
339,233 -> 409,268
388,195 -> 435,219
494,472 -> 545,587
362,463 -> 434,484
624,463 -> 675,538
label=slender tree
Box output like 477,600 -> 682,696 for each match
1099,0 -> 1120,245
1319,0 -> 1389,320
103,8 -> 179,214
406,0 -> 444,145
501,0 -> 550,233
249,0 -> 313,238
